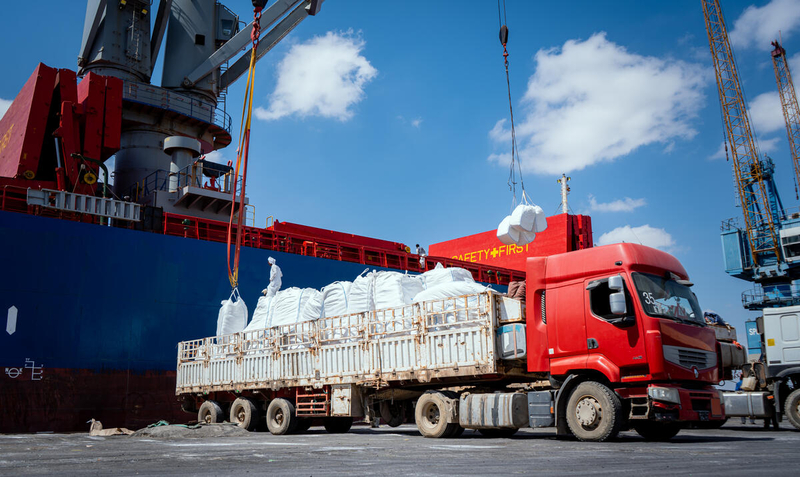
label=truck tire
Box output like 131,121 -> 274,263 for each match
785,389 -> 800,430
266,398 -> 297,435
415,391 -> 458,438
478,428 -> 518,438
324,417 -> 353,434
633,422 -> 681,441
230,397 -> 259,431
380,400 -> 406,427
565,381 -> 622,442
198,400 -> 224,424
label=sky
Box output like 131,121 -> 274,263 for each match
2,0 -> 800,341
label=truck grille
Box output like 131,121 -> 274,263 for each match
663,345 -> 716,370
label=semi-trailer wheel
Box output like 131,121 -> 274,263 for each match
266,398 -> 297,435
380,400 -> 406,427
785,389 -> 800,430
323,417 -> 353,434
565,381 -> 623,442
230,397 -> 259,431
198,400 -> 224,424
477,428 -> 519,438
633,422 -> 681,441
415,391 -> 459,438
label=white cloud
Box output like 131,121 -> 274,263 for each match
203,150 -> 229,164
0,98 -> 12,118
255,30 -> 377,122
749,91 -> 784,134
588,195 -> 646,213
759,136 -> 781,153
730,0 -> 800,50
597,224 -> 676,252
709,141 -> 727,160
488,33 -> 708,175
411,118 -> 423,128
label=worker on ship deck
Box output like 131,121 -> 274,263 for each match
416,244 -> 427,269
262,257 -> 283,298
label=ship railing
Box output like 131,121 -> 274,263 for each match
122,81 -> 232,133
127,164 -> 243,202
160,212 -> 525,286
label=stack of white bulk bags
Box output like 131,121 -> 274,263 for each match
216,289 -> 248,336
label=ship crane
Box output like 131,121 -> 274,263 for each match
702,0 -> 800,309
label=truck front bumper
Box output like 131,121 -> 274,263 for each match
648,385 -> 725,422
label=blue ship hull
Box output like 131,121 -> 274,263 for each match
0,210 -> 399,432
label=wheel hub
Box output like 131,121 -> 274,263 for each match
425,405 -> 440,425
576,397 -> 600,426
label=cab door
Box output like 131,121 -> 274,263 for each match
583,275 -> 648,379
545,283 -> 588,373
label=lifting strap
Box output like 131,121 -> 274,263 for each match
227,7 -> 264,289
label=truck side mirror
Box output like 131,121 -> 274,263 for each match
608,275 -> 627,316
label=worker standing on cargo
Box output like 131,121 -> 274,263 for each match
416,244 -> 427,269
262,257 -> 282,297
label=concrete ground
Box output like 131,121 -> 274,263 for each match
1,421 -> 798,476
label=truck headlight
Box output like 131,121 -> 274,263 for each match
648,386 -> 681,405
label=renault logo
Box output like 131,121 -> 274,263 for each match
693,367 -> 699,378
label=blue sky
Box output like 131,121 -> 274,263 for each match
3,0 -> 800,339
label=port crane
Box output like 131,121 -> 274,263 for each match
702,0 -> 800,309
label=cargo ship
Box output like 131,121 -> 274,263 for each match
0,0 -> 591,433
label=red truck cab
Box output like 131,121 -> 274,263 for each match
526,243 -> 724,439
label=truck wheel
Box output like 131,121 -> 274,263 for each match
785,389 -> 800,430
266,398 -> 297,435
380,400 -> 406,427
324,417 -> 353,434
415,391 -> 458,438
565,381 -> 622,442
230,397 -> 259,431
198,400 -> 223,424
294,418 -> 313,433
633,422 -> 681,441
478,428 -> 518,438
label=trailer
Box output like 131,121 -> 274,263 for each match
718,306 -> 800,430
176,243 -> 726,441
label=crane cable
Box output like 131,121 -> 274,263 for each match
498,0 -> 526,206
227,6 -> 263,289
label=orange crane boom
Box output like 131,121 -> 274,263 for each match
771,40 -> 800,195
702,0 -> 781,269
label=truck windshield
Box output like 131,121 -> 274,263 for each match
631,272 -> 705,326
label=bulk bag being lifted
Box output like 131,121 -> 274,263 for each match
216,288 -> 248,336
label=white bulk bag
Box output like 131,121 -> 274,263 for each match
244,296 -> 274,331
413,281 -> 490,325
420,263 -> 475,290
216,288 -> 248,336
496,215 -> 519,245
509,203 -> 538,233
300,293 -> 323,323
269,287 -> 322,327
347,270 -> 376,314
320,281 -> 352,318
374,271 -> 425,310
